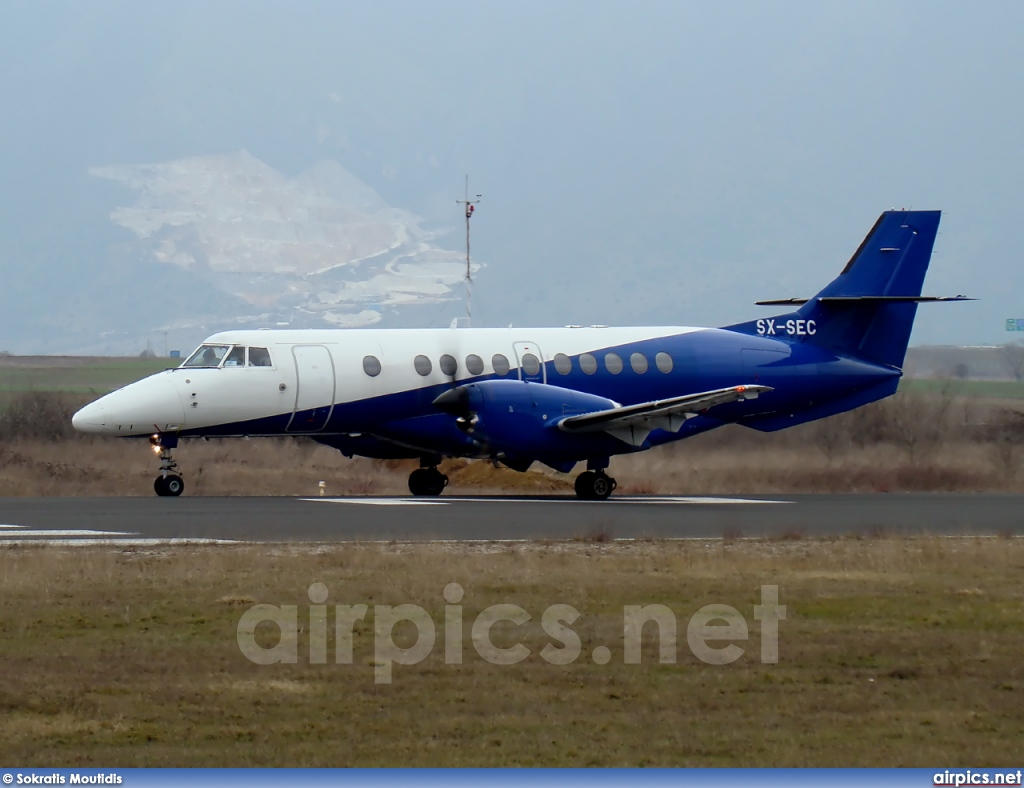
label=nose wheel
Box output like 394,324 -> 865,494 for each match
155,474 -> 185,497
574,470 -> 616,501
152,438 -> 185,497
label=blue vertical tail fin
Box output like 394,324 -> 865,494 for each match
727,210 -> 955,369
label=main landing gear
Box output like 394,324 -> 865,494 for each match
151,435 -> 185,497
574,469 -> 617,501
408,462 -> 449,497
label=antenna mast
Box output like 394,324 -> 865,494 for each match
455,175 -> 481,326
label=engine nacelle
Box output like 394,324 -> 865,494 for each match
433,379 -> 618,462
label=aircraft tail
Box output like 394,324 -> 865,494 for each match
726,210 -> 958,369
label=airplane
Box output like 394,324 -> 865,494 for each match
72,209 -> 968,500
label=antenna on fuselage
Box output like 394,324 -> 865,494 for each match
455,175 -> 481,327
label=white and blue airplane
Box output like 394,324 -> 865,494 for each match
72,210 -> 967,499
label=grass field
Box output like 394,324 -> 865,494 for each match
1,538 -> 1021,766
900,377 -> 1024,399
0,356 -> 172,394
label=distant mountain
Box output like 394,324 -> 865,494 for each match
90,150 -> 471,333
0,150 -> 474,356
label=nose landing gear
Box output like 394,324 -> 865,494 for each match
151,434 -> 185,497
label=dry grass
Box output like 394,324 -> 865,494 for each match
0,538 -> 1022,766
610,440 -> 1005,494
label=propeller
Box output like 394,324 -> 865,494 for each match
432,386 -> 479,435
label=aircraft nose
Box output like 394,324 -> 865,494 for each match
71,376 -> 185,436
72,401 -> 108,432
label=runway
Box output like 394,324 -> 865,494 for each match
1,493 -> 1023,544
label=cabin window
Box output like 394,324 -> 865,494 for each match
655,352 -> 674,374
466,354 -> 485,375
248,347 -> 272,367
553,353 -> 572,374
183,344 -> 231,368
223,347 -> 245,367
492,354 -> 510,376
605,353 -> 623,374
630,352 -> 648,374
363,355 -> 382,377
521,353 -> 541,376
440,354 -> 458,376
414,355 -> 432,376
579,353 -> 597,374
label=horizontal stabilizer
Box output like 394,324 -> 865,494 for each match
754,297 -> 810,306
559,384 -> 772,446
756,295 -> 973,306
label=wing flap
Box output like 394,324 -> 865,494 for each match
558,384 -> 772,445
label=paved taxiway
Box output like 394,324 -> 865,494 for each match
1,494 -> 1023,544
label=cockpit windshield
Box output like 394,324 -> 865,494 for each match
183,344 -> 230,368
181,344 -> 274,368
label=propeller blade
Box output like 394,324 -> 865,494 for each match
433,386 -> 471,418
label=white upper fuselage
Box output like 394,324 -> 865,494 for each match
72,325 -> 710,437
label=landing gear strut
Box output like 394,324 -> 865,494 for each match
574,470 -> 616,501
408,466 -> 448,497
151,436 -> 185,497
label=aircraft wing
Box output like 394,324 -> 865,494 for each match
558,384 -> 772,447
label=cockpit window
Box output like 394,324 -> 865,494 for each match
183,344 -> 231,368
182,344 -> 273,369
248,347 -> 272,367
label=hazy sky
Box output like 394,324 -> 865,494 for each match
1,0 -> 1021,350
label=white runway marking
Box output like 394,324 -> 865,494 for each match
302,495 -> 789,506
0,529 -> 136,537
619,496 -> 788,505
300,498 -> 450,506
0,524 -> 242,546
0,538 -> 242,546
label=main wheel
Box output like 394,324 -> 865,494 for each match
574,471 -> 615,501
409,468 -> 448,497
590,473 -> 614,501
574,471 -> 596,500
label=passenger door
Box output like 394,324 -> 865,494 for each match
287,345 -> 336,432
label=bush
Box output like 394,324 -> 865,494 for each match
0,392 -> 89,441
